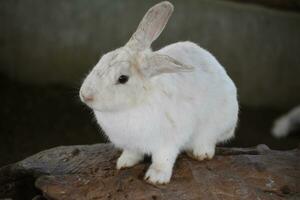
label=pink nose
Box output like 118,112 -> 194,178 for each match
80,92 -> 94,102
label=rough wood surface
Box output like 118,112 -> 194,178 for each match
0,144 -> 299,200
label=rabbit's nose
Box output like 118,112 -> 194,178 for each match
80,91 -> 94,102
83,94 -> 94,102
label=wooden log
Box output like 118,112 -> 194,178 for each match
0,144 -> 299,200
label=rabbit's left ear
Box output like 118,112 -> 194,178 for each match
127,1 -> 174,51
143,53 -> 194,77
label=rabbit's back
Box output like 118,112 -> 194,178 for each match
155,41 -> 237,110
157,41 -> 227,76
155,41 -> 238,137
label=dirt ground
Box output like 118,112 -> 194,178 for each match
0,74 -> 299,167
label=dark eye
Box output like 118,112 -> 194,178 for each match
117,75 -> 129,84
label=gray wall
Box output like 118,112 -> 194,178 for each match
1,0 -> 300,108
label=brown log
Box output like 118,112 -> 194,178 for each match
0,144 -> 299,200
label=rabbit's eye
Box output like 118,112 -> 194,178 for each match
117,75 -> 129,84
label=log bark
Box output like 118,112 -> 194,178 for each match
0,144 -> 299,200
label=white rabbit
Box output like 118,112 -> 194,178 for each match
79,1 -> 239,184
271,106 -> 300,138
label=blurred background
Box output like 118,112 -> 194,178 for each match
1,0 -> 300,167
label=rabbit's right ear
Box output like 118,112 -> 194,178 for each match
142,53 -> 194,77
126,1 -> 174,51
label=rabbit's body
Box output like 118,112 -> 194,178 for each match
95,41 -> 238,155
80,2 -> 238,184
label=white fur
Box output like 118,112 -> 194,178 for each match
80,1 -> 239,184
272,106 -> 300,138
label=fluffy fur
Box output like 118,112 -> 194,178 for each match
80,1 -> 238,184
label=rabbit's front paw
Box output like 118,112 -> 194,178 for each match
116,150 -> 143,170
187,145 -> 215,161
145,165 -> 172,185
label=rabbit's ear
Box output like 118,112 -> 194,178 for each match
143,53 -> 194,77
127,1 -> 174,51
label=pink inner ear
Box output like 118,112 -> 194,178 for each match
147,9 -> 168,44
148,10 -> 160,41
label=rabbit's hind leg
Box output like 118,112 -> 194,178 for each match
185,125 -> 218,161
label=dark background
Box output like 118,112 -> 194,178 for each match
1,0 -> 300,167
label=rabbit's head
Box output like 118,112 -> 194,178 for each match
80,1 -> 193,112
